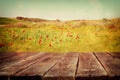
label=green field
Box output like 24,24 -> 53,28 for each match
0,17 -> 120,52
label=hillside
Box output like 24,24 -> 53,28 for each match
0,17 -> 120,52
0,17 -> 19,24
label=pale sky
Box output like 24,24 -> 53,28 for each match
0,0 -> 120,20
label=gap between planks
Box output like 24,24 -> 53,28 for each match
76,52 -> 107,80
42,52 -> 79,80
0,52 -> 120,80
94,52 -> 120,77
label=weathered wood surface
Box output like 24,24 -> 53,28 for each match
0,52 -> 45,75
94,52 -> 120,76
15,53 -> 63,76
0,52 -> 38,69
43,52 -> 79,80
0,52 -> 120,80
76,53 -> 107,80
108,52 -> 120,59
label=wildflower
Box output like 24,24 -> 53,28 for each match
22,30 -> 25,33
39,39 -> 42,44
54,37 -> 57,39
49,43 -> 52,47
39,41 -> 41,44
13,35 -> 15,37
60,39 -> 62,42
9,42 -> 13,46
69,34 -> 73,37
76,35 -> 79,39
46,35 -> 49,38
40,36 -> 42,39
15,37 -> 17,39
29,38 -> 32,40
0,43 -> 5,47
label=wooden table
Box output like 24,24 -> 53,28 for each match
0,52 -> 120,80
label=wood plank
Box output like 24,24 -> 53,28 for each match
0,52 -> 38,69
0,52 -> 46,75
0,52 -> 40,69
94,52 -> 120,77
108,52 -> 120,59
43,52 -> 79,80
76,52 -> 107,80
0,52 -> 17,60
14,53 -> 63,77
0,52 -> 35,64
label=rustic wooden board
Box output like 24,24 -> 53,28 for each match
0,52 -> 45,75
108,52 -> 120,59
14,53 -> 63,77
43,52 -> 79,80
0,52 -> 120,80
0,52 -> 17,60
76,52 -> 107,80
0,52 -> 39,68
94,52 -> 120,77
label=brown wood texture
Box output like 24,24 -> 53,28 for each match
76,52 -> 107,80
94,52 -> 120,77
0,52 -> 38,69
108,52 -> 120,59
0,52 -> 45,75
15,53 -> 63,77
0,52 -> 120,80
43,52 -> 79,80
0,52 -> 17,60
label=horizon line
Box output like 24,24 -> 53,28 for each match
0,16 -> 120,21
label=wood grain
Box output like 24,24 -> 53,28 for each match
0,52 -> 120,80
94,52 -> 120,76
43,52 -> 79,80
0,52 -> 45,75
15,53 -> 63,77
0,52 -> 37,69
108,52 -> 120,59
76,52 -> 107,80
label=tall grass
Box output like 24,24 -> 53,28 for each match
0,18 -> 120,52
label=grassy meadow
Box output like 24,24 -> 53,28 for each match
0,17 -> 120,52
